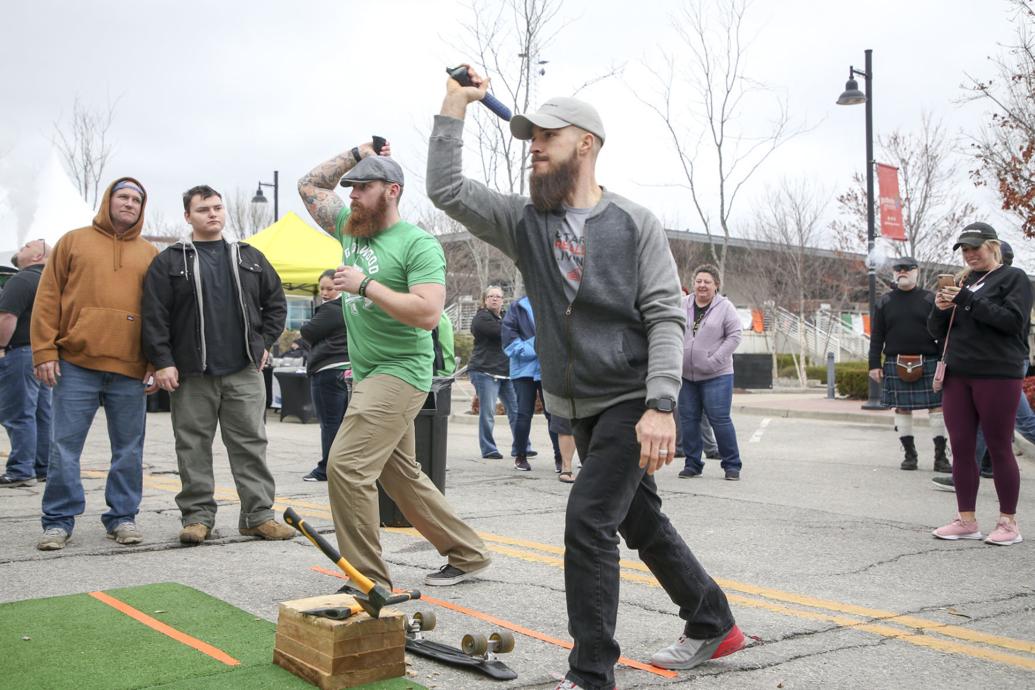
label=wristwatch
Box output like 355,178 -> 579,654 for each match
645,397 -> 676,413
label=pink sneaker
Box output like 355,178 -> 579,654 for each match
984,519 -> 1023,546
933,516 -> 983,540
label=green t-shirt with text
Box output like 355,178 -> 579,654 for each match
334,208 -> 446,391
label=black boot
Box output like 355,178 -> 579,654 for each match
933,436 -> 951,473
980,450 -> 994,479
900,436 -> 918,470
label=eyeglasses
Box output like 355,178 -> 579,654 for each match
892,266 -> 916,272
486,295 -> 503,299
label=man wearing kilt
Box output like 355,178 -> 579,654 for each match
868,257 -> 951,473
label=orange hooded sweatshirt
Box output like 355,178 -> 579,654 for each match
30,177 -> 159,379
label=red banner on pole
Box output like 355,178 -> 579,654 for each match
876,163 -> 906,241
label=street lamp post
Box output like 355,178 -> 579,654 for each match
836,49 -> 882,409
251,170 -> 279,222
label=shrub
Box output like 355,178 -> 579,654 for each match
836,365 -> 870,399
453,332 -> 474,368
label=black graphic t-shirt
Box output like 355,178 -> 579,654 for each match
554,206 -> 590,301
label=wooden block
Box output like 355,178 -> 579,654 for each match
274,647 -> 406,690
273,594 -> 407,688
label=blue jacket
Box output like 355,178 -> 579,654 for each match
500,296 -> 540,381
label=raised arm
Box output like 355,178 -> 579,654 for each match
298,140 -> 389,234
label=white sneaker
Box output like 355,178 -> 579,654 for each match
107,521 -> 144,545
37,527 -> 70,551
650,624 -> 746,670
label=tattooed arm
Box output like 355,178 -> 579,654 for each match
298,141 -> 389,234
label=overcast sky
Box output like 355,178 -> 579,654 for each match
0,0 -> 1023,259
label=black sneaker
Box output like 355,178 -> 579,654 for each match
724,470 -> 741,481
483,451 -> 503,459
302,470 -> 327,482
678,468 -> 701,478
424,562 -> 489,586
931,476 -> 955,492
0,474 -> 35,487
515,458 -> 532,471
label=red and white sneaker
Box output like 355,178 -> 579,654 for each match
933,516 -> 983,541
650,624 -> 746,670
984,519 -> 1023,546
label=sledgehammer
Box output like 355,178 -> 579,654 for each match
283,507 -> 420,618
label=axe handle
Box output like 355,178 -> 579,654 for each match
283,507 -> 377,594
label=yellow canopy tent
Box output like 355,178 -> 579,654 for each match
246,212 -> 342,294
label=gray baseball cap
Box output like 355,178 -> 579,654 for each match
510,96 -> 606,144
339,156 -> 404,188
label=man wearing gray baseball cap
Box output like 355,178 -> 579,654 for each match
429,66 -> 744,690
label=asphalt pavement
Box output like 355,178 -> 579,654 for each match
1,389 -> 1033,690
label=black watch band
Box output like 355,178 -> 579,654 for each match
646,397 -> 676,413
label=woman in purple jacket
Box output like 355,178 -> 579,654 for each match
678,265 -> 744,480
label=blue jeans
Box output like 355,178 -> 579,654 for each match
0,346 -> 52,480
512,377 -> 559,460
41,361 -> 146,534
469,371 -> 520,456
975,388 -> 1035,464
678,374 -> 742,474
565,399 -> 734,690
310,369 -> 349,478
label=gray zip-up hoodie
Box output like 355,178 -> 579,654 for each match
427,115 -> 685,418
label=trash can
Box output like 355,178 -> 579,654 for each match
378,377 -> 452,527
146,389 -> 171,413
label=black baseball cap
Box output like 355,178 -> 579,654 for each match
952,221 -> 998,250
892,256 -> 918,270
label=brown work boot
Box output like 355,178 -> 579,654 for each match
239,520 -> 295,540
179,523 -> 210,545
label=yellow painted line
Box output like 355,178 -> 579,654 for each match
110,469 -> 1035,669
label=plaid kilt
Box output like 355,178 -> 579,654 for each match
881,357 -> 942,409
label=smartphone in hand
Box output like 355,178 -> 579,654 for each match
936,274 -> 956,290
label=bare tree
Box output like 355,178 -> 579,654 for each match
831,114 -> 976,284
965,0 -> 1035,236
638,0 -> 800,283
52,97 -> 119,209
747,180 -> 829,385
223,187 -> 272,240
141,209 -> 184,249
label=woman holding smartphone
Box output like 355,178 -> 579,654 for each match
928,222 -> 1032,546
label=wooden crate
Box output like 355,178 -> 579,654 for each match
273,594 -> 406,689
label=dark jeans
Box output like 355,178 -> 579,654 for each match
512,377 -> 560,460
310,369 -> 350,479
0,346 -> 52,480
678,374 -> 742,474
942,375 -> 1022,514
565,399 -> 735,690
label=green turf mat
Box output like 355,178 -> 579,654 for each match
0,583 -> 425,690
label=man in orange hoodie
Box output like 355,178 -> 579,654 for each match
31,178 -> 159,551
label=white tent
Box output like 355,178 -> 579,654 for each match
0,187 -> 19,267
26,150 -> 95,249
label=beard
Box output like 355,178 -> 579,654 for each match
529,151 -> 579,212
345,193 -> 389,238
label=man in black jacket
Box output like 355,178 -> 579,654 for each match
868,256 -> 950,473
142,185 -> 293,544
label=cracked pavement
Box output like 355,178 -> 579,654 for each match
1,405 -> 1033,689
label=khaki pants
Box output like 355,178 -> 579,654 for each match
170,367 -> 276,529
328,374 -> 490,588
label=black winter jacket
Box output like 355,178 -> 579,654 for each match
468,307 -> 509,376
141,240 -> 286,375
300,298 -> 349,375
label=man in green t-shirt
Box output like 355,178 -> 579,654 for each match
298,142 -> 491,590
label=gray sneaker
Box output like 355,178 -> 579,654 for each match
424,562 -> 491,586
107,521 -> 144,545
37,528 -> 70,551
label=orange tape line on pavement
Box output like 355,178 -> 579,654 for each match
310,566 -> 677,679
89,591 -> 240,666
